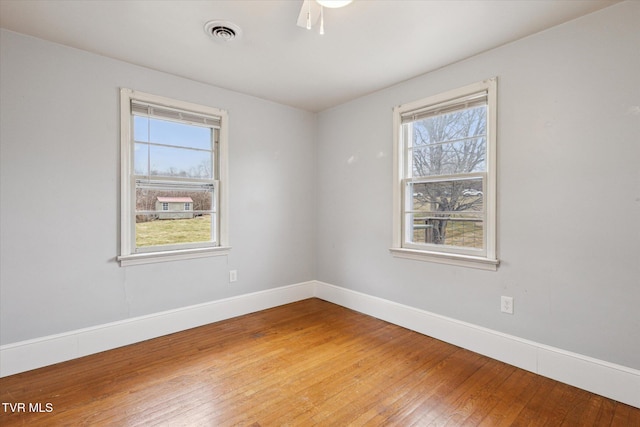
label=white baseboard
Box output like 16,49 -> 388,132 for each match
2,280 -> 638,408
0,281 -> 316,378
313,281 -> 640,409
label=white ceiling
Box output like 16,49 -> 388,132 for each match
0,0 -> 619,112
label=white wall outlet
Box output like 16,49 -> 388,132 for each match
229,270 -> 238,283
501,296 -> 514,314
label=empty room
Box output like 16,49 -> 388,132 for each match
1,0 -> 638,425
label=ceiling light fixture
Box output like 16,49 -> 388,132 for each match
297,0 -> 353,35
316,0 -> 352,8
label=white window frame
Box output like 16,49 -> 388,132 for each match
118,88 -> 230,266
390,78 -> 498,271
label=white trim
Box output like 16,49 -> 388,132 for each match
314,282 -> 640,408
120,89 -> 134,257
1,281 -> 637,408
389,247 -> 499,271
0,281 -> 315,378
218,111 -> 230,247
117,246 -> 231,266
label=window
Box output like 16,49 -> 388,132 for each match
391,78 -> 498,270
118,89 -> 229,266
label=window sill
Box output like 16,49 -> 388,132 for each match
118,246 -> 231,266
389,247 -> 499,271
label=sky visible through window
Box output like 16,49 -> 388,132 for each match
133,116 -> 213,179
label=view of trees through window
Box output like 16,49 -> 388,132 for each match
405,105 -> 486,249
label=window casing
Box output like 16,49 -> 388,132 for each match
391,79 -> 498,270
118,89 -> 229,266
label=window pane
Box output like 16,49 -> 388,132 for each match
410,105 -> 486,147
134,142 -> 149,175
150,119 -> 212,150
144,145 -> 212,178
136,215 -> 213,248
411,138 -> 486,177
407,179 -> 484,213
134,117 -> 212,150
134,116 -> 149,142
135,188 -> 215,248
406,179 -> 484,249
406,212 -> 484,249
133,115 -> 214,178
135,188 -> 213,214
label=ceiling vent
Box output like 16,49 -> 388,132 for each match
204,20 -> 242,42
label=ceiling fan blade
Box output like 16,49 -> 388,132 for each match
297,0 -> 321,29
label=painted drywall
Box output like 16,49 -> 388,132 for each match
0,29 -> 317,345
316,1 -> 640,369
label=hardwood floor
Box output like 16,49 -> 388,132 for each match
1,299 -> 638,426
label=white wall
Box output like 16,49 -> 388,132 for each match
0,30 -> 317,345
316,1 -> 640,370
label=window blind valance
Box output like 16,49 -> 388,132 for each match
131,100 -> 221,128
400,91 -> 487,124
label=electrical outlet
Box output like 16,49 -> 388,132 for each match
229,270 -> 237,283
501,296 -> 514,314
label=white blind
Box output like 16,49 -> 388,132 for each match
131,100 -> 221,128
135,180 -> 215,190
401,91 -> 487,124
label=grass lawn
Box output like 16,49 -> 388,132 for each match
445,220 -> 483,248
136,215 -> 212,247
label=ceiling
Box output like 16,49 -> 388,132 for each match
0,0 -> 620,112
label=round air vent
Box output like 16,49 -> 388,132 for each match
204,20 -> 242,42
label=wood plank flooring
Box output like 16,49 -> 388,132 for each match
1,298 -> 638,426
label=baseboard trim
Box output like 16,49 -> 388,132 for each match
2,280 -> 638,408
0,281 -> 315,378
313,281 -> 640,408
